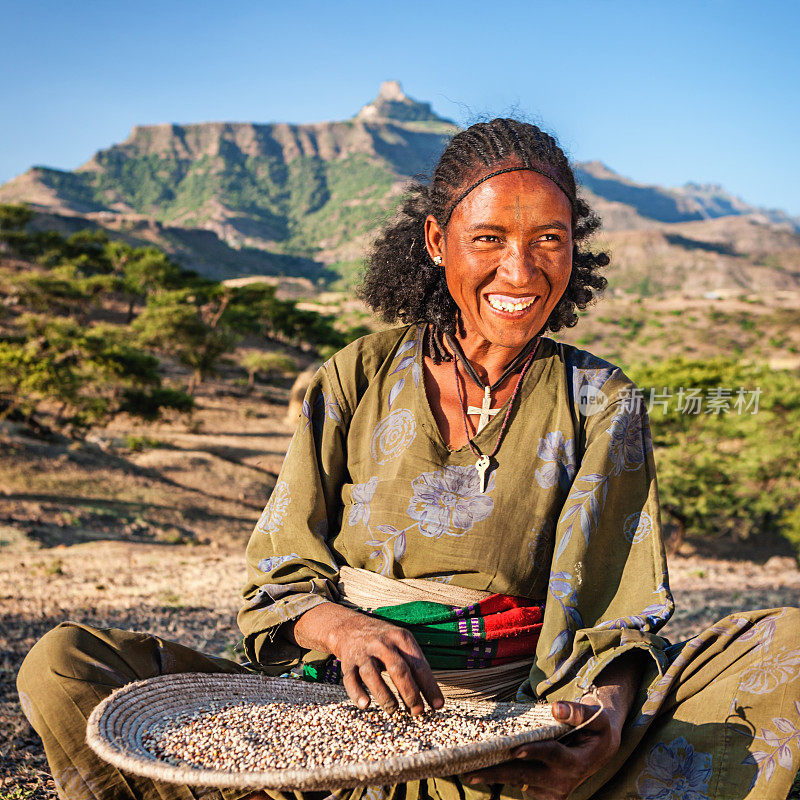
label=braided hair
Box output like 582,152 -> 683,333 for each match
359,118 -> 609,339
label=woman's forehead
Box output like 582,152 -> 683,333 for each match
451,170 -> 572,225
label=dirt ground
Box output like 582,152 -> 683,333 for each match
1,386 -> 798,800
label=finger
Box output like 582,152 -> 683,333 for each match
511,740 -> 566,764
461,762 -> 541,787
380,652 -> 425,715
403,649 -> 445,710
342,665 -> 370,710
551,700 -> 606,730
358,657 -> 399,713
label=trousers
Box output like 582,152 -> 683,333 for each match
17,607 -> 800,800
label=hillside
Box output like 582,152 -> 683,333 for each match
2,209 -> 800,800
1,81 -> 799,292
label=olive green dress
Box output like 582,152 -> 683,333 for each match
17,324 -> 800,800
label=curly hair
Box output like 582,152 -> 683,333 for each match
359,118 -> 609,339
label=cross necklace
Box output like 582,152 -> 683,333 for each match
444,332 -> 541,432
447,333 -> 541,493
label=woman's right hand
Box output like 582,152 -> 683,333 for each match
285,602 -> 444,715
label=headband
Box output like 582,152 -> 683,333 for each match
441,166 -> 574,225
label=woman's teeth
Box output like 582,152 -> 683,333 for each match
487,296 -> 536,313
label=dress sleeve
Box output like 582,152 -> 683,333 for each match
519,380 -> 675,702
236,360 -> 351,672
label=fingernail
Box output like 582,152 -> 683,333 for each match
432,698 -> 444,709
556,701 -> 569,718
465,778 -> 479,785
357,697 -> 369,709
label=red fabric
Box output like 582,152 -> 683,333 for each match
471,594 -> 545,640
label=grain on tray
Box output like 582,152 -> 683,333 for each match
142,700 -> 541,772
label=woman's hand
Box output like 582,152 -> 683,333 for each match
461,652 -> 647,799
461,699 -> 620,800
285,601 -> 444,715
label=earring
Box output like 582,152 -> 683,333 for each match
432,255 -> 442,266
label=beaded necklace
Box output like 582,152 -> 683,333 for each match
451,338 -> 540,493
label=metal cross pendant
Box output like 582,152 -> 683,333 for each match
467,386 -> 500,433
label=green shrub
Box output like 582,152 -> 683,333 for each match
125,434 -> 161,452
630,357 -> 800,558
240,352 -> 296,387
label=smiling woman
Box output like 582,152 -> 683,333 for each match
16,119 -> 800,800
428,169 -> 574,354
361,119 -> 609,356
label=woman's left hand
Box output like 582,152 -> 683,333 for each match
460,699 -> 621,800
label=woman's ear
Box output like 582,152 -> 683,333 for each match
424,214 -> 445,263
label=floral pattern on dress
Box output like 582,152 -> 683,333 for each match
567,348 -> 618,398
624,510 -> 654,543
635,736 -> 713,800
348,477 -> 379,527
386,334 -> 423,410
740,609 -> 786,653
366,525 -> 407,576
255,481 -> 291,537
554,471 -> 610,560
606,404 -> 651,476
534,431 -> 577,490
356,459 -> 491,575
407,465 -> 494,539
743,700 -> 800,788
257,553 -> 300,573
739,647 -> 800,695
547,570 -> 584,660
302,388 -> 341,437
597,573 -> 673,633
370,409 -> 416,465
359,466 -> 495,574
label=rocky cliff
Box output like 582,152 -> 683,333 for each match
1,81 -> 798,292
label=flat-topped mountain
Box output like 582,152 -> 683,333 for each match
1,81 -> 798,293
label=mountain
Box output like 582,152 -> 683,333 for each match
575,161 -> 799,231
355,80 -> 452,123
2,81 -> 799,294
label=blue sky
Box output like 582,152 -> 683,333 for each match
1,0 -> 798,215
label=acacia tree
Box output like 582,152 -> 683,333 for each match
114,245 -> 192,321
0,315 -> 192,428
133,287 -> 238,392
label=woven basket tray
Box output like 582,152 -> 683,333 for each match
86,673 -> 569,790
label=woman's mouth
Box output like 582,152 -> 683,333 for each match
485,293 -> 539,316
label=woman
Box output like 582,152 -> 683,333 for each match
18,119 -> 799,800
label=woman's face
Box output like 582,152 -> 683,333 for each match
426,170 -> 573,352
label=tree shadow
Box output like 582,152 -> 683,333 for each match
664,233 -> 738,256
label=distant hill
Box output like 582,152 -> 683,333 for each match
2,80 -> 799,293
575,161 -> 798,230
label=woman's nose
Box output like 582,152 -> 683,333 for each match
497,242 -> 537,285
